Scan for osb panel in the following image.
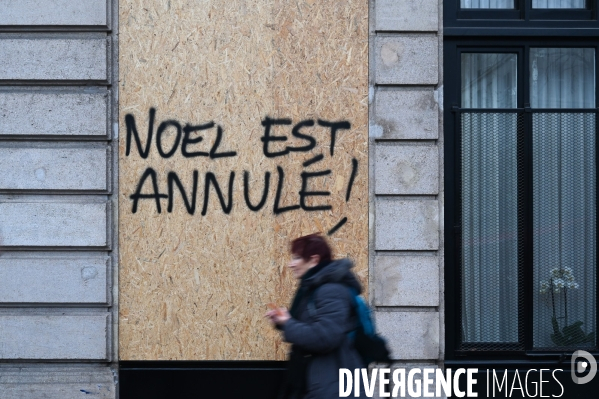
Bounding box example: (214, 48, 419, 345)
(119, 0, 368, 360)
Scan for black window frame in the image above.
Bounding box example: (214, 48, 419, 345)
(444, 2, 599, 362)
(445, 0, 599, 36)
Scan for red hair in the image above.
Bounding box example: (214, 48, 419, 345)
(290, 233, 332, 264)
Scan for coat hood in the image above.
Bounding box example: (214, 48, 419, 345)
(303, 258, 362, 294)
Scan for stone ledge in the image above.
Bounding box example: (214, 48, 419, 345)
(0, 256, 109, 304)
(375, 144, 439, 195)
(0, 147, 109, 191)
(374, 255, 439, 306)
(375, 0, 438, 32)
(0, 1, 108, 26)
(372, 88, 438, 140)
(0, 38, 108, 81)
(0, 315, 109, 360)
(0, 366, 115, 399)
(0, 90, 109, 138)
(374, 35, 438, 85)
(0, 202, 109, 248)
(375, 311, 440, 360)
(375, 199, 439, 250)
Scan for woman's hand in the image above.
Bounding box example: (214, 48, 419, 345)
(265, 307, 291, 326)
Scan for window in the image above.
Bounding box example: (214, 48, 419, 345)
(461, 0, 515, 8)
(532, 0, 586, 8)
(460, 0, 586, 8)
(446, 0, 598, 31)
(445, 1, 599, 360)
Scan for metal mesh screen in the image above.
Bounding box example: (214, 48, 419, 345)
(459, 112, 525, 351)
(532, 112, 597, 350)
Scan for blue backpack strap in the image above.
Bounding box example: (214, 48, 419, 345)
(349, 287, 375, 336)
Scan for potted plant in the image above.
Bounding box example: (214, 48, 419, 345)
(539, 267, 595, 347)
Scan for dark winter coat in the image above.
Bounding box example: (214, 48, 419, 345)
(279, 258, 365, 399)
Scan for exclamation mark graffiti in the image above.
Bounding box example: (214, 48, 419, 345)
(345, 158, 358, 202)
(327, 158, 358, 236)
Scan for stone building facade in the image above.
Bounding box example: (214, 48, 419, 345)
(2, 0, 597, 398)
(0, 1, 119, 397)
(369, 0, 444, 395)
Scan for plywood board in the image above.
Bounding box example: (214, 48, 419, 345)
(119, 0, 368, 360)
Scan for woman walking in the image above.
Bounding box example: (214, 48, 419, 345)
(266, 233, 365, 399)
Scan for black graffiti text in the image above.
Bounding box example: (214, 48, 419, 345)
(260, 117, 351, 158)
(125, 108, 237, 159)
(125, 109, 359, 235)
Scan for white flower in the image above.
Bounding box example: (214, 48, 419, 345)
(540, 267, 581, 294)
(550, 268, 560, 278)
(539, 280, 549, 294)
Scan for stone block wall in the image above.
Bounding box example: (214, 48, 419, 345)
(369, 1, 444, 397)
(0, 1, 447, 397)
(0, 1, 118, 398)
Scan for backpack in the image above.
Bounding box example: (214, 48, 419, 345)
(307, 286, 391, 366)
(347, 287, 392, 365)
